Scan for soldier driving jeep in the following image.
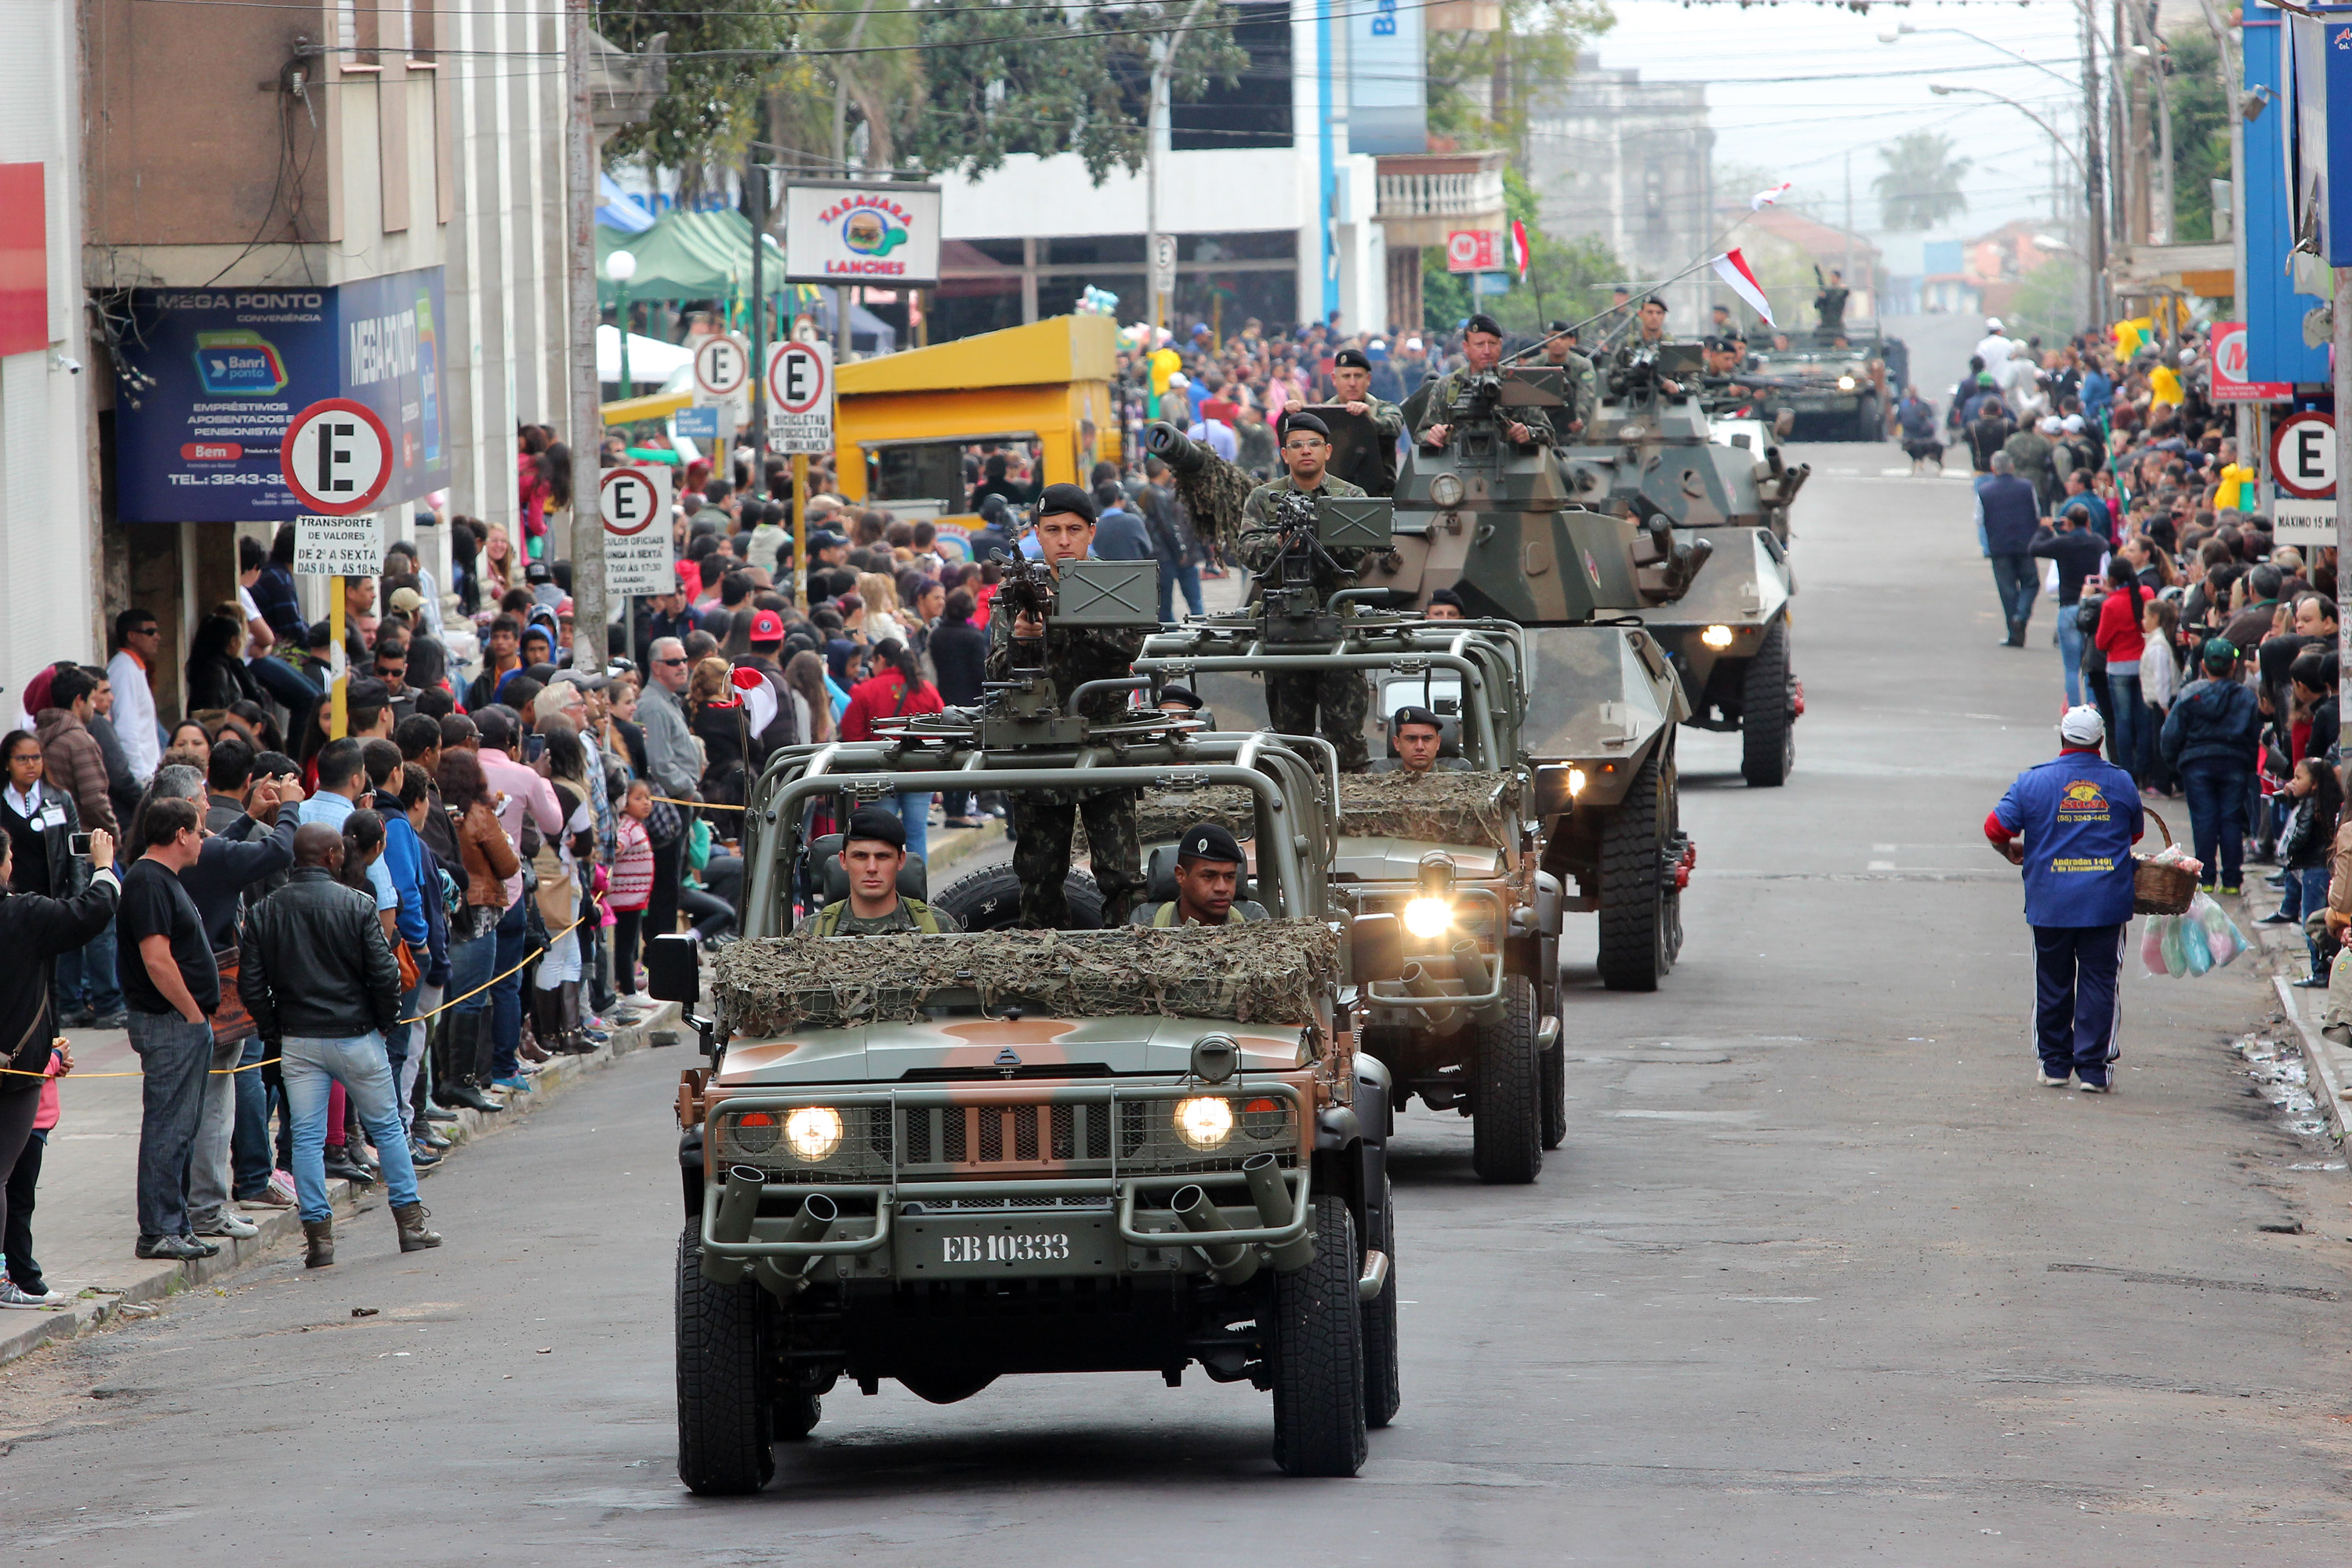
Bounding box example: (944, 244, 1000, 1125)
(1368, 705, 1471, 776)
(808, 806, 960, 936)
(1128, 821, 1269, 928)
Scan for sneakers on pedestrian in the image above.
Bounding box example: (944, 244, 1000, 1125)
(2295, 973, 2331, 989)
(192, 1212, 260, 1240)
(0, 1279, 56, 1309)
(2257, 911, 2299, 926)
(2218, 884, 2242, 897)
(2036, 1069, 2071, 1087)
(90, 1010, 128, 1030)
(57, 1006, 93, 1029)
(2077, 1078, 2113, 1094)
(490, 1075, 532, 1094)
(135, 1234, 212, 1260)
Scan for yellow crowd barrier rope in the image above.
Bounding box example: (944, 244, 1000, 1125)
(0, 909, 595, 1080)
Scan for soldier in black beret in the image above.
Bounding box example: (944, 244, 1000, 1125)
(1128, 820, 1268, 927)
(1323, 347, 1405, 495)
(1414, 314, 1550, 452)
(1370, 705, 1472, 775)
(1537, 318, 1595, 436)
(810, 805, 960, 935)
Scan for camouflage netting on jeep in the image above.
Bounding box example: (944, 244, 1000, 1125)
(1134, 786, 1260, 844)
(714, 921, 1341, 1033)
(1337, 770, 1514, 845)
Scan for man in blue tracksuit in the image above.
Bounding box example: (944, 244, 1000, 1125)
(1986, 706, 2145, 1092)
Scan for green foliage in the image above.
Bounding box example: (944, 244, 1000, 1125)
(597, 0, 800, 172)
(2006, 258, 2086, 346)
(1423, 252, 1473, 331)
(907, 3, 1247, 183)
(2165, 28, 2232, 244)
(1428, 0, 1614, 157)
(1871, 131, 1972, 231)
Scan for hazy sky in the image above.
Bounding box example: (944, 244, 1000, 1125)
(1588, 0, 2103, 239)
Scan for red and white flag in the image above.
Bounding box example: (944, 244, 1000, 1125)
(1711, 249, 1775, 328)
(1751, 181, 1791, 211)
(1509, 219, 1530, 280)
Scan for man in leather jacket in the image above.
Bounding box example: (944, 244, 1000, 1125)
(238, 823, 442, 1267)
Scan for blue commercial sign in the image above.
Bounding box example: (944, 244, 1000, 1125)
(2248, 5, 2330, 383)
(112, 267, 449, 524)
(1348, 0, 1425, 156)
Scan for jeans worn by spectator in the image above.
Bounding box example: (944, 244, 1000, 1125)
(126, 1010, 215, 1241)
(280, 1032, 420, 1224)
(2105, 671, 2143, 784)
(230, 1035, 274, 1199)
(1988, 553, 2037, 641)
(895, 790, 931, 862)
(2279, 865, 2329, 924)
(1159, 559, 1205, 622)
(490, 895, 528, 1079)
(2178, 760, 2252, 890)
(2054, 613, 2085, 706)
(57, 915, 123, 1017)
(445, 930, 496, 1083)
(5, 1120, 45, 1292)
(185, 1033, 249, 1232)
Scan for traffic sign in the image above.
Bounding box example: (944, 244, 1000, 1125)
(766, 340, 833, 455)
(280, 397, 392, 516)
(292, 514, 382, 577)
(691, 333, 751, 403)
(2211, 322, 2292, 402)
(601, 465, 675, 597)
(2272, 410, 2335, 499)
(1150, 234, 1177, 300)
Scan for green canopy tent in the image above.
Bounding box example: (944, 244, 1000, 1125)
(595, 207, 783, 304)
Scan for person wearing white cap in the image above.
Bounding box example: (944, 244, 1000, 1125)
(1984, 705, 2146, 1092)
(1975, 319, 2013, 372)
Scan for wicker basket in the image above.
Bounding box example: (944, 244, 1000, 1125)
(2132, 808, 2198, 916)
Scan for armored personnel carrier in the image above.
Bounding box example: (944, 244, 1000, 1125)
(648, 563, 1406, 1491)
(1559, 343, 1810, 787)
(1126, 491, 1563, 1178)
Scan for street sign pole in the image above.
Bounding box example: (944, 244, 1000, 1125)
(565, 0, 607, 677)
(2338, 265, 2351, 751)
(330, 589, 346, 739)
(793, 453, 810, 612)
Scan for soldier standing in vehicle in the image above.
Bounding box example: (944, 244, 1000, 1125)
(811, 806, 960, 935)
(1128, 822, 1266, 927)
(986, 483, 1146, 927)
(1240, 414, 1375, 771)
(1368, 706, 1472, 775)
(1813, 268, 1850, 339)
(1414, 314, 1550, 451)
(1324, 347, 1405, 496)
(1538, 321, 1595, 436)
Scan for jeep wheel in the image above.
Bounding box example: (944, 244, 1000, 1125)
(1270, 1196, 1369, 1477)
(1853, 394, 1880, 442)
(774, 1392, 822, 1441)
(933, 863, 1105, 931)
(1471, 974, 1541, 1183)
(1740, 622, 1795, 788)
(1596, 746, 1673, 992)
(1362, 1173, 1401, 1428)
(676, 1222, 774, 1496)
(1540, 1029, 1567, 1151)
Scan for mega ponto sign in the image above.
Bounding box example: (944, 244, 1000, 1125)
(783, 182, 942, 285)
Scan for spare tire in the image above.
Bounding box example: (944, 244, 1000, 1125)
(932, 863, 1105, 931)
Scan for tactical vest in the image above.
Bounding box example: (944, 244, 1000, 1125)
(814, 897, 945, 935)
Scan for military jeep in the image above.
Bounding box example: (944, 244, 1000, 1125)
(651, 670, 1404, 1494)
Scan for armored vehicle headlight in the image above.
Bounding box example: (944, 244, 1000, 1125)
(1430, 473, 1465, 507)
(1566, 766, 1588, 796)
(1403, 896, 1454, 939)
(1174, 1095, 1236, 1150)
(731, 1110, 779, 1154)
(1701, 624, 1736, 649)
(782, 1105, 845, 1162)
(1836, 374, 1857, 390)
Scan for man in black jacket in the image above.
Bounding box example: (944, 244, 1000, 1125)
(0, 827, 118, 1306)
(238, 823, 442, 1268)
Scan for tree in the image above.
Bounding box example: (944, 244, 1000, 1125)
(2006, 257, 2086, 345)
(2164, 28, 2231, 244)
(596, 0, 799, 174)
(1872, 131, 1972, 230)
(1429, 0, 1613, 161)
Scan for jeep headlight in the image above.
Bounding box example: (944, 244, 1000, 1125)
(1836, 374, 1857, 390)
(1430, 473, 1464, 507)
(782, 1105, 844, 1162)
(1701, 624, 1736, 649)
(1403, 896, 1453, 939)
(1173, 1095, 1235, 1150)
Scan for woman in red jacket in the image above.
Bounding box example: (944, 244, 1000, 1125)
(839, 639, 944, 858)
(2092, 556, 2149, 785)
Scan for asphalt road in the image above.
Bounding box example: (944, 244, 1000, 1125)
(9, 443, 2350, 1565)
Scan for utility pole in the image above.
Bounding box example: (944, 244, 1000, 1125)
(1145, 0, 1215, 339)
(2081, 1, 2107, 325)
(564, 0, 605, 673)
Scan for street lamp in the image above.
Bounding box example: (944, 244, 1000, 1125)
(1881, 22, 2077, 91)
(606, 248, 639, 394)
(1928, 84, 2090, 183)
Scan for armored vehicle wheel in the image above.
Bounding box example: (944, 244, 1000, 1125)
(1270, 1195, 1369, 1477)
(1853, 394, 1880, 442)
(774, 1392, 822, 1441)
(1540, 1032, 1568, 1151)
(1363, 1173, 1401, 1428)
(676, 1222, 774, 1496)
(1596, 747, 1673, 992)
(1471, 975, 1542, 1184)
(933, 864, 1104, 931)
(1740, 622, 1795, 788)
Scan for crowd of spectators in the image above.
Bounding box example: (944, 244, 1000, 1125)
(1958, 314, 2341, 985)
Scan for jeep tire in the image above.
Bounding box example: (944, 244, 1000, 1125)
(1472, 974, 1542, 1183)
(676, 1222, 775, 1496)
(1270, 1196, 1369, 1477)
(934, 864, 1105, 931)
(1362, 1173, 1401, 1428)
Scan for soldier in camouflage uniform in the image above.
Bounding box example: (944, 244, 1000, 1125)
(985, 483, 1145, 928)
(1413, 313, 1553, 452)
(1539, 320, 1597, 437)
(811, 805, 963, 935)
(1237, 412, 1375, 772)
(1322, 347, 1406, 496)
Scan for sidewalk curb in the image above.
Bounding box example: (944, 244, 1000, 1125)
(2220, 883, 2352, 1145)
(0, 1000, 680, 1370)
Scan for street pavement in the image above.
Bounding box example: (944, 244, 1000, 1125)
(6, 444, 2350, 1564)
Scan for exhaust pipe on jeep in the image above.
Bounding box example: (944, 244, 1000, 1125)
(753, 1193, 840, 1297)
(702, 1164, 766, 1283)
(1453, 939, 1508, 1029)
(1403, 960, 1465, 1034)
(1243, 1152, 1316, 1272)
(1171, 1184, 1261, 1286)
